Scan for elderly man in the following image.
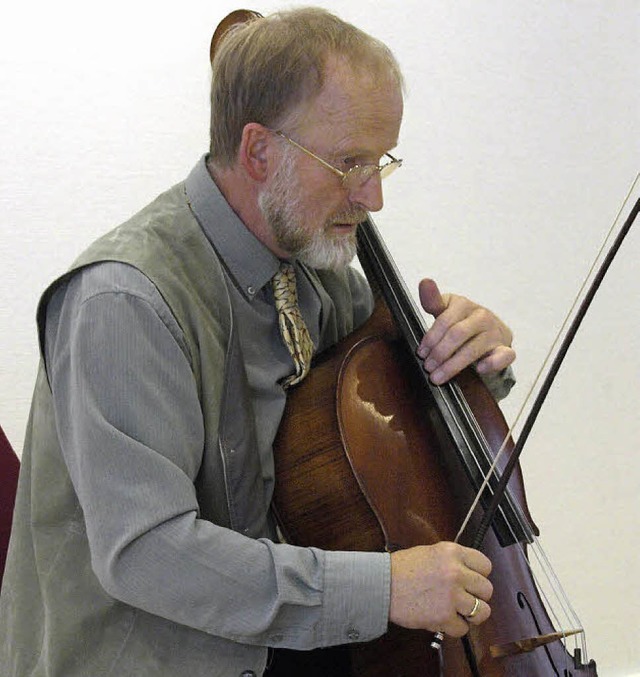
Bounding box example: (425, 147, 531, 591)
(0, 8, 514, 676)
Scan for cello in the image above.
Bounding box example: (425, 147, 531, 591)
(208, 9, 635, 675)
(273, 177, 635, 677)
(272, 211, 602, 676)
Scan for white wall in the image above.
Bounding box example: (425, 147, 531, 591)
(1, 1, 638, 674)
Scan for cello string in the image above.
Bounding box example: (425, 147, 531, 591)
(449, 381, 589, 639)
(433, 379, 585, 671)
(441, 382, 585, 664)
(528, 537, 587, 658)
(358, 224, 525, 541)
(359, 219, 535, 545)
(441, 385, 574, 605)
(445, 384, 531, 541)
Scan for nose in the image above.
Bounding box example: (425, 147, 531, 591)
(348, 173, 384, 213)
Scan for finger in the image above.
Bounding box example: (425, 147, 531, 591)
(423, 308, 515, 383)
(425, 334, 491, 385)
(461, 546, 492, 577)
(427, 334, 497, 385)
(418, 278, 447, 317)
(442, 598, 491, 636)
(441, 584, 493, 636)
(417, 295, 479, 359)
(441, 613, 473, 638)
(458, 596, 491, 627)
(475, 344, 516, 374)
(464, 570, 494, 605)
(417, 301, 473, 362)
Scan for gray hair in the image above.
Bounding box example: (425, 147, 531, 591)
(209, 7, 404, 167)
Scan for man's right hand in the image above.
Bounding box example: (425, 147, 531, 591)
(389, 542, 493, 637)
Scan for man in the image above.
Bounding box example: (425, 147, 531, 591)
(0, 8, 515, 676)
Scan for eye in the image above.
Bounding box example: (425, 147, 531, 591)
(340, 157, 358, 170)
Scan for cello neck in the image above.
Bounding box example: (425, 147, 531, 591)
(356, 216, 425, 350)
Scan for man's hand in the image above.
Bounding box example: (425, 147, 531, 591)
(389, 542, 493, 636)
(416, 278, 515, 385)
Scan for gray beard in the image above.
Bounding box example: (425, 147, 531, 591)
(258, 156, 361, 271)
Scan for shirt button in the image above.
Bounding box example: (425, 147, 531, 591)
(247, 285, 256, 295)
(240, 671, 256, 677)
(346, 627, 360, 641)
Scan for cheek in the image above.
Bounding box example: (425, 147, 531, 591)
(296, 164, 346, 215)
(302, 185, 349, 226)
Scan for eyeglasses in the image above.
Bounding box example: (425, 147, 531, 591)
(274, 130, 402, 191)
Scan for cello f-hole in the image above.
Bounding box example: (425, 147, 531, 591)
(517, 591, 563, 676)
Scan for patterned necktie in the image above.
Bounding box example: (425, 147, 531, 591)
(272, 262, 314, 388)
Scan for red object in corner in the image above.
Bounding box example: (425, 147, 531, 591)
(0, 425, 19, 585)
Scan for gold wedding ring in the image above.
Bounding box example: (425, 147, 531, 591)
(465, 597, 480, 619)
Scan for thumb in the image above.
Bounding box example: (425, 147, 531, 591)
(419, 278, 446, 317)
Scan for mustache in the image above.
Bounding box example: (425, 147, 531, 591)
(329, 210, 368, 226)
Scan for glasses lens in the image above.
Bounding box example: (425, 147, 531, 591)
(380, 159, 401, 180)
(344, 166, 376, 190)
(343, 158, 402, 189)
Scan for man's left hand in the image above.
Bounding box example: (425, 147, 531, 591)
(416, 278, 515, 385)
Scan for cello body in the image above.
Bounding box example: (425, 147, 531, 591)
(272, 223, 597, 676)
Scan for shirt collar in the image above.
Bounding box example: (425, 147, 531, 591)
(184, 155, 280, 299)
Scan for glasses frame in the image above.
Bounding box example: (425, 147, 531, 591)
(274, 130, 402, 190)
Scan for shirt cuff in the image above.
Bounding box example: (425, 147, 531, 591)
(320, 549, 390, 646)
(480, 365, 516, 401)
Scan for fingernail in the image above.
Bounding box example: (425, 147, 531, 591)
(431, 369, 444, 384)
(425, 359, 437, 372)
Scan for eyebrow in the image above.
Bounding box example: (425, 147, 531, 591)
(333, 138, 399, 160)
(333, 146, 396, 163)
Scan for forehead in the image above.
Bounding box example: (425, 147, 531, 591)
(297, 56, 403, 154)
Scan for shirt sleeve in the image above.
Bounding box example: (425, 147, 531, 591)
(479, 365, 516, 401)
(44, 261, 390, 650)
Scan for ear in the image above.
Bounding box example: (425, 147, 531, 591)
(237, 123, 274, 182)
